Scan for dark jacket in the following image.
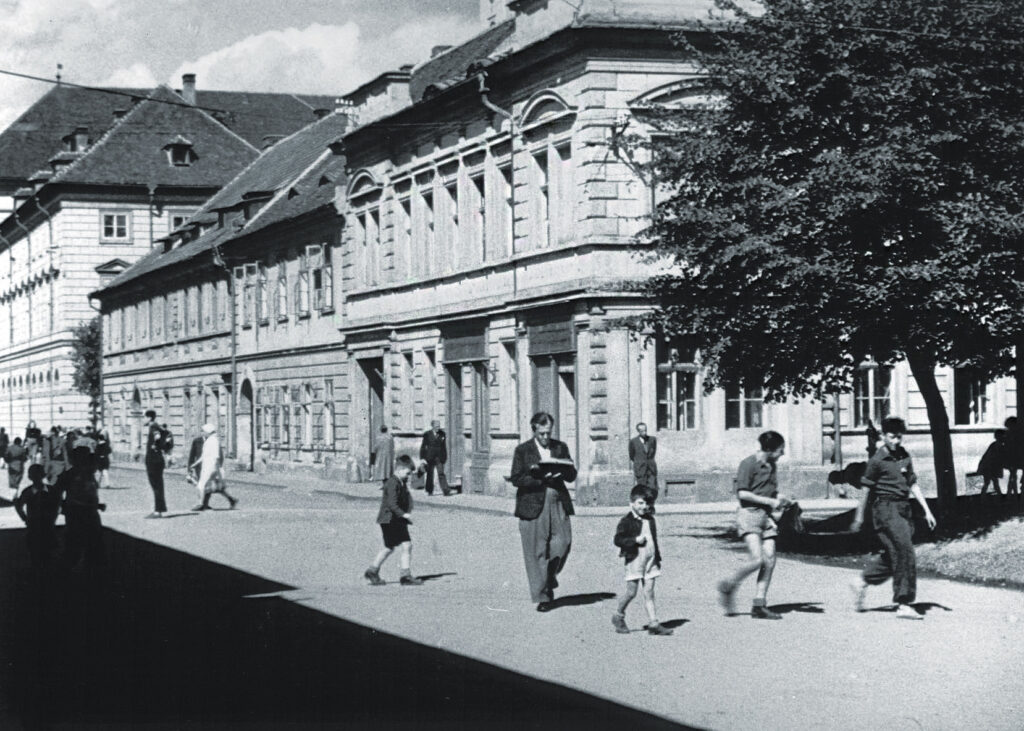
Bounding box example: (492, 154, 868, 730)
(628, 435, 658, 482)
(510, 438, 576, 520)
(145, 421, 165, 465)
(376, 474, 413, 524)
(614, 511, 662, 566)
(419, 428, 447, 464)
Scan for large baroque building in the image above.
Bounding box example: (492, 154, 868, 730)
(0, 76, 334, 433)
(91, 0, 1013, 501)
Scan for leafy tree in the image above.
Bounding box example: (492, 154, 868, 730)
(640, 0, 1024, 511)
(70, 316, 102, 425)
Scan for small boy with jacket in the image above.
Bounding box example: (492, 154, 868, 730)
(612, 484, 672, 635)
(364, 454, 423, 586)
(14, 463, 62, 568)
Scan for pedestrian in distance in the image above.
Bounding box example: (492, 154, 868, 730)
(370, 425, 395, 482)
(1002, 417, 1022, 496)
(612, 484, 673, 636)
(192, 423, 238, 511)
(364, 454, 423, 586)
(14, 463, 62, 569)
(95, 422, 112, 489)
(24, 420, 42, 465)
(42, 425, 70, 487)
(144, 410, 168, 518)
(628, 422, 659, 497)
(976, 429, 1007, 497)
(419, 419, 451, 496)
(510, 411, 577, 612)
(849, 417, 937, 620)
(717, 430, 793, 620)
(0, 426, 9, 462)
(6, 436, 27, 495)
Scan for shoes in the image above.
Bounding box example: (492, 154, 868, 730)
(751, 605, 783, 620)
(895, 604, 923, 620)
(400, 575, 424, 586)
(612, 613, 629, 634)
(717, 580, 736, 616)
(850, 580, 868, 612)
(536, 601, 554, 612)
(647, 622, 674, 636)
(144, 511, 163, 519)
(229, 498, 239, 509)
(363, 568, 386, 586)
(442, 490, 452, 496)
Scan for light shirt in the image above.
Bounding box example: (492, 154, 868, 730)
(535, 438, 552, 462)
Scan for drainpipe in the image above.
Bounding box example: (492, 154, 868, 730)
(0, 230, 14, 431)
(478, 72, 518, 299)
(88, 295, 104, 428)
(211, 243, 238, 460)
(147, 184, 157, 249)
(12, 210, 33, 423)
(36, 199, 57, 424)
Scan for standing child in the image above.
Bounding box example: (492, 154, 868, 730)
(14, 463, 62, 568)
(612, 485, 672, 635)
(850, 417, 937, 619)
(977, 429, 1006, 496)
(717, 430, 792, 619)
(364, 454, 423, 586)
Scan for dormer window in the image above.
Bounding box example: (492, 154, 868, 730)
(163, 135, 197, 167)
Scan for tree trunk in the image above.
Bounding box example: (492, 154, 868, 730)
(906, 351, 958, 514)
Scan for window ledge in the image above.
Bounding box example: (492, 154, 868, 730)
(297, 311, 311, 320)
(241, 324, 253, 330)
(277, 315, 289, 324)
(259, 318, 269, 327)
(320, 307, 335, 316)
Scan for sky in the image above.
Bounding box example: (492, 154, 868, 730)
(0, 0, 481, 130)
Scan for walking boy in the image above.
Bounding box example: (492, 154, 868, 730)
(850, 417, 937, 619)
(14, 464, 62, 568)
(612, 485, 672, 635)
(977, 429, 1006, 496)
(717, 430, 792, 619)
(364, 454, 423, 586)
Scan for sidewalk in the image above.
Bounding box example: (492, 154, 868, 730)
(111, 462, 859, 517)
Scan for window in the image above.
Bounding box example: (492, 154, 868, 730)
(171, 214, 190, 230)
(322, 379, 335, 449)
(270, 388, 281, 443)
(396, 197, 412, 280)
(303, 383, 313, 446)
(499, 163, 513, 258)
(402, 352, 415, 430)
(236, 264, 257, 327)
(295, 252, 310, 317)
(445, 179, 459, 271)
(725, 384, 763, 429)
(954, 367, 989, 425)
(471, 174, 486, 263)
(255, 388, 264, 443)
(657, 342, 698, 431)
(276, 259, 288, 320)
(307, 244, 330, 312)
(101, 212, 130, 242)
(853, 365, 892, 427)
(281, 386, 291, 446)
(257, 265, 269, 323)
(533, 151, 549, 249)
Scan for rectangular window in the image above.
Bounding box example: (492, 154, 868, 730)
(656, 342, 698, 431)
(101, 211, 131, 242)
(553, 143, 573, 245)
(853, 365, 892, 427)
(397, 197, 412, 280)
(954, 367, 989, 425)
(257, 264, 269, 323)
(403, 351, 415, 431)
(499, 163, 513, 258)
(445, 181, 459, 271)
(276, 260, 288, 320)
(725, 384, 763, 429)
(281, 387, 291, 445)
(422, 188, 435, 276)
(321, 251, 334, 311)
(322, 379, 335, 448)
(171, 213, 190, 230)
(307, 244, 325, 311)
(295, 252, 310, 316)
(471, 174, 486, 263)
(533, 151, 549, 249)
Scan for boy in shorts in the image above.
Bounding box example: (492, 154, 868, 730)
(364, 454, 423, 586)
(718, 430, 792, 619)
(612, 485, 672, 635)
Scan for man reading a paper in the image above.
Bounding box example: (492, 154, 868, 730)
(510, 411, 577, 612)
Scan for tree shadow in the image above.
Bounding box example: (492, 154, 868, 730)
(548, 592, 616, 609)
(768, 601, 825, 614)
(0, 529, 692, 730)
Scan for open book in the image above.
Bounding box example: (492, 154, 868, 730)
(537, 457, 576, 479)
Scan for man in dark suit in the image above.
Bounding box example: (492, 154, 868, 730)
(144, 410, 167, 518)
(419, 419, 451, 496)
(510, 411, 577, 612)
(628, 422, 658, 494)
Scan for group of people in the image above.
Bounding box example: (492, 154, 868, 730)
(1, 421, 113, 570)
(366, 413, 940, 632)
(976, 416, 1024, 497)
(142, 409, 237, 518)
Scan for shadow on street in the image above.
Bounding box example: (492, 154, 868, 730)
(0, 527, 694, 730)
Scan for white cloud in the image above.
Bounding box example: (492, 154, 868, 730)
(101, 62, 158, 88)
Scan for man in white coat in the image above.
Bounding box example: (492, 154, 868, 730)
(192, 423, 238, 511)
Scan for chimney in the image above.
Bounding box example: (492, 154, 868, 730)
(74, 126, 89, 151)
(261, 134, 285, 149)
(113, 109, 128, 120)
(431, 45, 452, 58)
(313, 108, 331, 119)
(181, 73, 196, 105)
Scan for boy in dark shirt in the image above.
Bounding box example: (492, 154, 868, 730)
(612, 485, 672, 635)
(364, 454, 423, 586)
(850, 417, 937, 620)
(14, 464, 61, 568)
(717, 431, 793, 619)
(57, 440, 106, 570)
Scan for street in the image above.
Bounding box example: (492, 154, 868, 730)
(1, 466, 1022, 730)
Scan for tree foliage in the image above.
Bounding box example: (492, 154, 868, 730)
(70, 316, 102, 422)
(641, 0, 1024, 508)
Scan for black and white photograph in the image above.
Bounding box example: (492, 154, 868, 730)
(1, 0, 1023, 728)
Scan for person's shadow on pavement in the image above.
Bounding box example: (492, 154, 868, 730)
(768, 601, 825, 614)
(545, 592, 616, 610)
(867, 602, 952, 614)
(417, 572, 458, 582)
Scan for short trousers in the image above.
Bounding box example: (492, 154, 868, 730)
(736, 506, 778, 540)
(624, 552, 661, 582)
(380, 519, 411, 548)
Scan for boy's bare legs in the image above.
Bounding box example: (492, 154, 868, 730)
(641, 577, 672, 634)
(398, 541, 422, 585)
(613, 580, 638, 633)
(754, 537, 777, 603)
(719, 533, 780, 618)
(370, 547, 393, 572)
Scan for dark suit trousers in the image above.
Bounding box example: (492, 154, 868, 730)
(424, 460, 449, 495)
(519, 487, 572, 603)
(146, 458, 167, 513)
(862, 499, 916, 604)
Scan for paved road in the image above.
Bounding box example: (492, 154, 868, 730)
(1, 467, 1021, 729)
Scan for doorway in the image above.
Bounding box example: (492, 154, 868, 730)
(360, 357, 385, 467)
(446, 364, 464, 488)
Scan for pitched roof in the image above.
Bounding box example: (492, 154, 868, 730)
(96, 111, 348, 296)
(49, 85, 259, 188)
(409, 18, 515, 103)
(0, 83, 334, 187)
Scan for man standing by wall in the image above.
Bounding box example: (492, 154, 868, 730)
(419, 419, 451, 496)
(144, 410, 167, 518)
(628, 422, 658, 495)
